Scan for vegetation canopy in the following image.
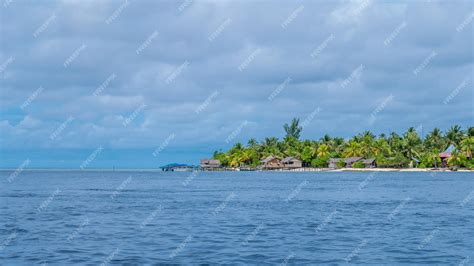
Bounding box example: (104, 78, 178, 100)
(212, 118, 474, 169)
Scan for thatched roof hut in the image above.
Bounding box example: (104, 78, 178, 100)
(200, 159, 221, 168)
(260, 156, 283, 169)
(282, 157, 302, 168)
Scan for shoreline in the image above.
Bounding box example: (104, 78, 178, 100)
(0, 168, 472, 173)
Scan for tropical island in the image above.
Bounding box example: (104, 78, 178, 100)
(200, 119, 473, 171)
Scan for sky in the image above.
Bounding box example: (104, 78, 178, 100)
(0, 0, 473, 168)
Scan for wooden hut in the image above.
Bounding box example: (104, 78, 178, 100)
(200, 159, 221, 169)
(362, 158, 376, 168)
(344, 157, 363, 168)
(329, 158, 342, 168)
(439, 145, 455, 168)
(260, 156, 283, 169)
(282, 157, 303, 169)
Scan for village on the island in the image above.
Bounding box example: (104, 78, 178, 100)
(161, 145, 461, 172)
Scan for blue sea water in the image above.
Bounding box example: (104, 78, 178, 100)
(0, 170, 473, 265)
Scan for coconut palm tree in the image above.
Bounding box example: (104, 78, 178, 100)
(316, 144, 330, 158)
(425, 128, 444, 150)
(343, 140, 363, 157)
(283, 118, 302, 139)
(446, 125, 464, 147)
(402, 128, 422, 160)
(247, 138, 258, 149)
(460, 137, 474, 158)
(468, 127, 474, 137)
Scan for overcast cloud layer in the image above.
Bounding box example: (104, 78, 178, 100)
(0, 0, 473, 167)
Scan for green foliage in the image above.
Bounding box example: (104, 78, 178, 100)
(352, 161, 365, 168)
(336, 160, 346, 168)
(418, 163, 427, 168)
(283, 118, 302, 140)
(212, 122, 473, 169)
(311, 157, 329, 168)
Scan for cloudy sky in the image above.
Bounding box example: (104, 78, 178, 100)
(0, 0, 473, 168)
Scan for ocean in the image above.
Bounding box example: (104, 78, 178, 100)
(1, 170, 473, 264)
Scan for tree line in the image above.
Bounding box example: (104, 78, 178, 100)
(212, 119, 474, 169)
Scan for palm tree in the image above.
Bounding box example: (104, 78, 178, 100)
(320, 134, 333, 145)
(388, 132, 403, 153)
(446, 125, 464, 147)
(402, 128, 422, 160)
(284, 118, 302, 139)
(373, 138, 392, 158)
(343, 140, 363, 157)
(468, 127, 474, 137)
(460, 137, 474, 158)
(446, 151, 465, 168)
(247, 138, 258, 149)
(316, 144, 330, 158)
(425, 128, 445, 150)
(333, 137, 345, 154)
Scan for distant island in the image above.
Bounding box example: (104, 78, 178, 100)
(199, 119, 473, 171)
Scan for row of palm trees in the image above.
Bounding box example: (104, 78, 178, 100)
(212, 119, 474, 169)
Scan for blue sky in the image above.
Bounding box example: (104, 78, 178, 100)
(0, 0, 473, 168)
